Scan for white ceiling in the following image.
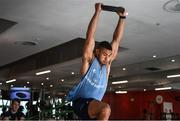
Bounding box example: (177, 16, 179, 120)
(0, 0, 180, 94)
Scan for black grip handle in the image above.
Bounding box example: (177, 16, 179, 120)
(101, 5, 125, 13)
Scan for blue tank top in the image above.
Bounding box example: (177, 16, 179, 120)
(66, 58, 108, 101)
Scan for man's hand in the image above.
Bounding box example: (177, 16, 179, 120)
(95, 3, 102, 13)
(116, 10, 128, 18)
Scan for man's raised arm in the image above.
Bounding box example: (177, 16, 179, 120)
(110, 11, 127, 61)
(80, 3, 102, 75)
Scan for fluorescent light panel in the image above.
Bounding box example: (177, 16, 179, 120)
(36, 70, 51, 75)
(115, 91, 127, 94)
(112, 80, 128, 84)
(6, 79, 16, 83)
(155, 87, 172, 91)
(167, 74, 180, 78)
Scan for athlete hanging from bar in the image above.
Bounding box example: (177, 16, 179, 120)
(66, 3, 127, 120)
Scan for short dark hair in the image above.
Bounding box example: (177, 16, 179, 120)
(97, 41, 112, 50)
(12, 99, 20, 104)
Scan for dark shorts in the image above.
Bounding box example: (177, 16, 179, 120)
(72, 98, 95, 120)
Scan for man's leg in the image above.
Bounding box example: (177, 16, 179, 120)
(88, 100, 111, 120)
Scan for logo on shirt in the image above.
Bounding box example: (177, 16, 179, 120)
(85, 76, 104, 89)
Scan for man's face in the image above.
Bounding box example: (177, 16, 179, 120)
(96, 48, 112, 65)
(11, 101, 20, 112)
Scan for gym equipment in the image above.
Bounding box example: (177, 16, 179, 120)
(101, 5, 125, 13)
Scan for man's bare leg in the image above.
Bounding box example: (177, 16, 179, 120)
(88, 100, 111, 120)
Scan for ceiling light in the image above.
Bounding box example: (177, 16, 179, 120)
(163, 0, 180, 13)
(171, 59, 175, 62)
(0, 83, 2, 85)
(71, 72, 75, 75)
(153, 55, 157, 58)
(36, 70, 51, 76)
(6, 79, 16, 83)
(11, 85, 14, 87)
(41, 83, 44, 86)
(46, 77, 49, 80)
(48, 96, 50, 99)
(112, 80, 128, 84)
(27, 82, 30, 84)
(167, 74, 180, 78)
(115, 91, 127, 94)
(50, 85, 53, 87)
(122, 68, 126, 71)
(144, 89, 146, 91)
(61, 79, 64, 82)
(155, 87, 172, 91)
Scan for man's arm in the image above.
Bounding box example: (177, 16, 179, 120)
(80, 3, 102, 75)
(110, 12, 127, 62)
(107, 11, 127, 79)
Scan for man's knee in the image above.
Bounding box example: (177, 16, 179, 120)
(101, 103, 111, 116)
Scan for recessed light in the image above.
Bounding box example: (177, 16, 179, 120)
(27, 82, 30, 84)
(112, 80, 128, 84)
(163, 0, 180, 13)
(71, 72, 75, 75)
(48, 96, 50, 99)
(61, 79, 64, 82)
(153, 55, 157, 58)
(46, 77, 49, 80)
(122, 68, 126, 71)
(50, 85, 53, 87)
(144, 89, 146, 91)
(11, 85, 14, 87)
(171, 59, 175, 62)
(0, 83, 2, 85)
(41, 83, 44, 86)
(36, 70, 51, 76)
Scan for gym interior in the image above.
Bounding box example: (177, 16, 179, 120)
(0, 0, 180, 120)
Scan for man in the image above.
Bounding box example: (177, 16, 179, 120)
(1, 100, 25, 120)
(66, 3, 127, 120)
